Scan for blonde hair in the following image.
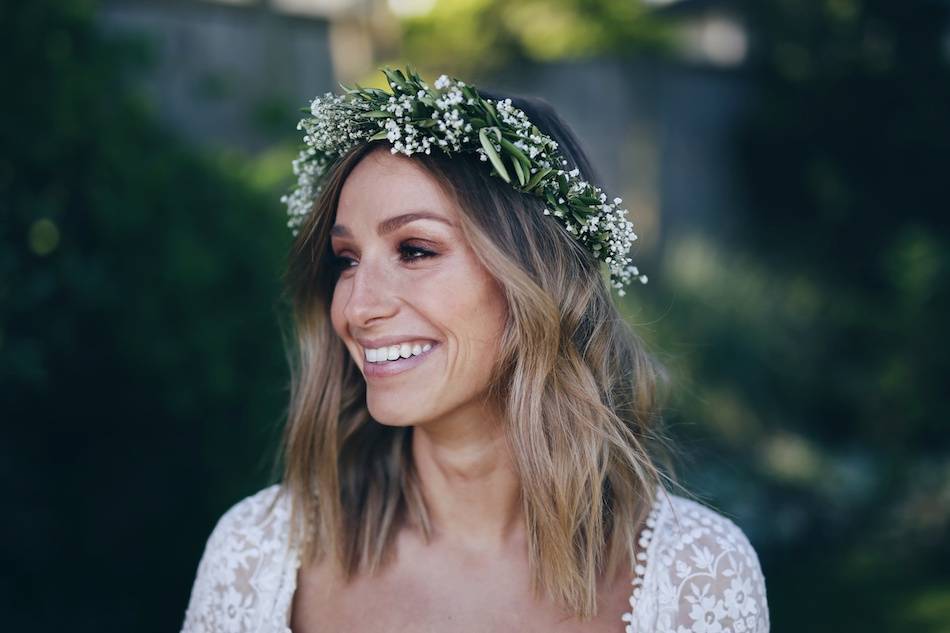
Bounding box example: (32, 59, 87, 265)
(273, 93, 681, 620)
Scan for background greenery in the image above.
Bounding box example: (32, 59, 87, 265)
(1, 2, 291, 628)
(2, 0, 947, 631)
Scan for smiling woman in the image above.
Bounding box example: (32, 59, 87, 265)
(179, 73, 770, 633)
(326, 145, 511, 433)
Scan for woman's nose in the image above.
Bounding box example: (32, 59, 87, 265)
(341, 254, 399, 327)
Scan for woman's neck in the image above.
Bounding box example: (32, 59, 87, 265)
(410, 409, 525, 553)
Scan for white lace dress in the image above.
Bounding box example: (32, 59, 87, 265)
(180, 485, 770, 633)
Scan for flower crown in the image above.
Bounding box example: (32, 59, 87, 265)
(281, 65, 648, 295)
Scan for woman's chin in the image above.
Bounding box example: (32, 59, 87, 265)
(366, 405, 427, 429)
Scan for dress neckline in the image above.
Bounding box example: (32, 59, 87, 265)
(621, 486, 668, 628)
(282, 486, 670, 631)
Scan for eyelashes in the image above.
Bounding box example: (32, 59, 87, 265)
(330, 242, 438, 275)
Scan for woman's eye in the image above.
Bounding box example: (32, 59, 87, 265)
(399, 243, 437, 263)
(330, 254, 355, 272)
(330, 242, 437, 275)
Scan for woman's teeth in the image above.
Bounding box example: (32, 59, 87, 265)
(365, 342, 434, 363)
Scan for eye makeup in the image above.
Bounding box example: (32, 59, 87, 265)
(329, 240, 440, 275)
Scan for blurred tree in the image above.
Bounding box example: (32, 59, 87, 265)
(731, 0, 949, 475)
(691, 0, 950, 629)
(0, 1, 290, 630)
(396, 0, 674, 79)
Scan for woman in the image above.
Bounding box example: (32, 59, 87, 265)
(180, 67, 770, 632)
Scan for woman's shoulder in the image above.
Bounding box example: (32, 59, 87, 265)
(196, 483, 294, 558)
(654, 491, 765, 566)
(180, 484, 298, 633)
(623, 489, 771, 633)
(212, 483, 290, 533)
(199, 482, 297, 569)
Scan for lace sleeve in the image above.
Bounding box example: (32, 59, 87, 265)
(652, 497, 770, 633)
(180, 485, 297, 633)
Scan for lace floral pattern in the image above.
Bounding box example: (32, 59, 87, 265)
(181, 485, 300, 633)
(181, 486, 769, 632)
(622, 493, 770, 633)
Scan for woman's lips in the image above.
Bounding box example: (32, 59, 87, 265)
(363, 342, 440, 379)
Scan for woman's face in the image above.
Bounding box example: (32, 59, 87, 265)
(329, 146, 508, 428)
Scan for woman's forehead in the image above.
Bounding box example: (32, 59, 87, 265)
(336, 148, 460, 227)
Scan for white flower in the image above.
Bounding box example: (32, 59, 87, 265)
(724, 574, 758, 619)
(684, 582, 728, 633)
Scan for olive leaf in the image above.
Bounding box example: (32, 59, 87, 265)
(525, 166, 553, 192)
(498, 137, 531, 175)
(479, 127, 511, 183)
(511, 156, 527, 187)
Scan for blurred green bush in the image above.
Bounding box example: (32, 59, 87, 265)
(0, 1, 290, 629)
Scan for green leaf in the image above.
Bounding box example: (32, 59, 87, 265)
(511, 156, 527, 187)
(576, 195, 602, 206)
(557, 174, 569, 197)
(360, 110, 392, 119)
(381, 67, 409, 92)
(482, 99, 500, 126)
(498, 137, 531, 172)
(368, 129, 389, 141)
(525, 166, 553, 191)
(479, 128, 511, 183)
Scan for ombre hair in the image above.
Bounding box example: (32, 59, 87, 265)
(272, 88, 681, 620)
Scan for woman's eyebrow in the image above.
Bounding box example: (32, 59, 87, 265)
(330, 210, 455, 238)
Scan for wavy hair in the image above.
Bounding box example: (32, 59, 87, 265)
(273, 88, 680, 620)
